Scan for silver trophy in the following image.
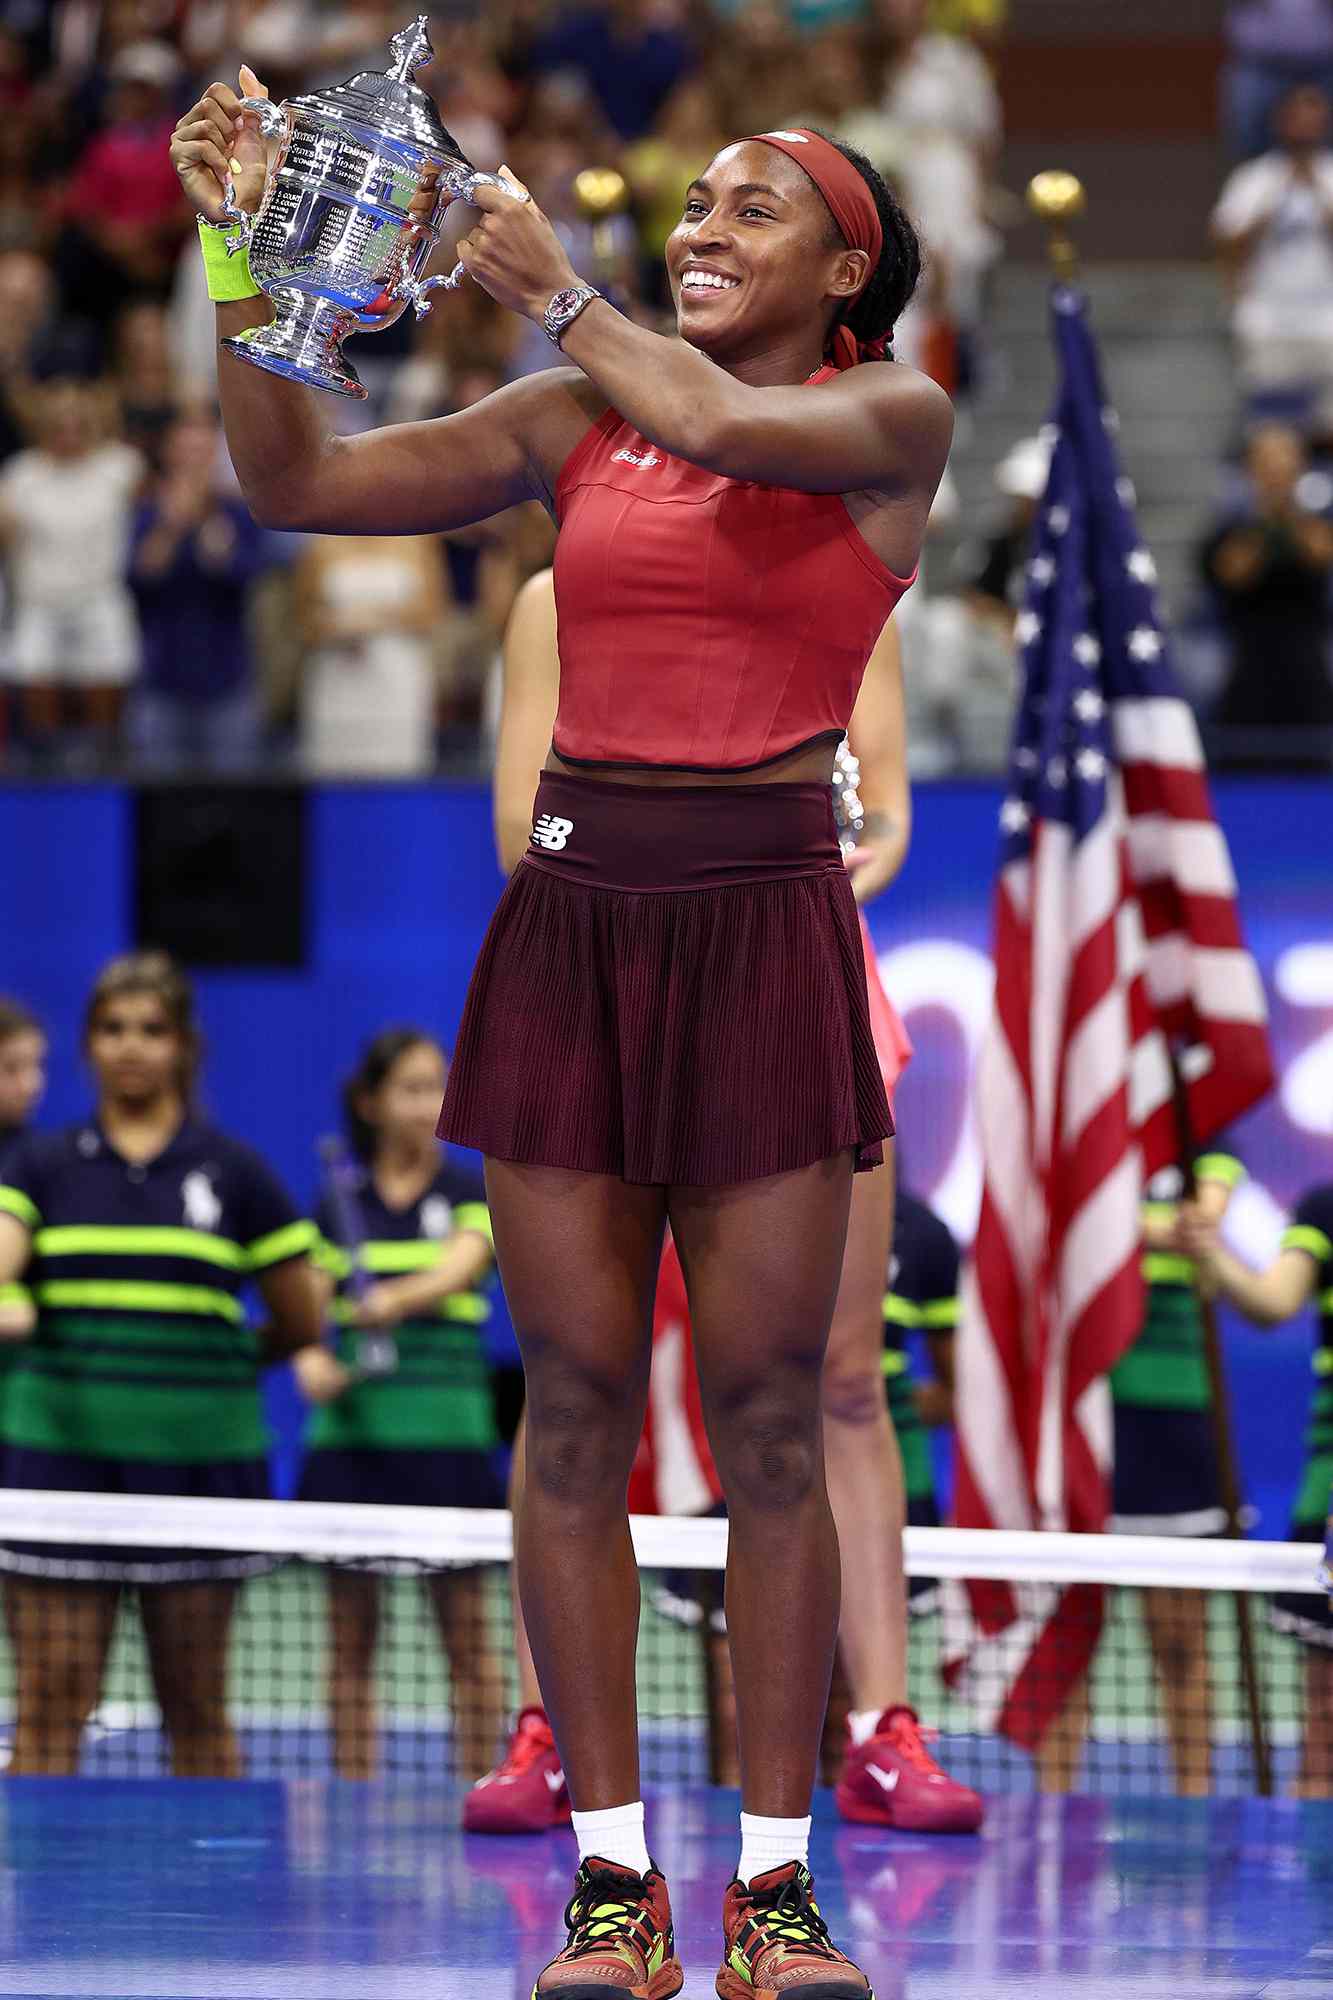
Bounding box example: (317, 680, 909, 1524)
(219, 16, 522, 398)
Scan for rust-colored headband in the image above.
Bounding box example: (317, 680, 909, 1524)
(748, 128, 889, 367)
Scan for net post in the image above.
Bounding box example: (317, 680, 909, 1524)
(1170, 1053, 1274, 1797)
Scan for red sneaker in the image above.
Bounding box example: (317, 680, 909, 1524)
(463, 1706, 572, 1835)
(717, 1861, 870, 1999)
(535, 1856, 683, 1997)
(834, 1706, 984, 1834)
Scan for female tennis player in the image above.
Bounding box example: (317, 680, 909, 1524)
(174, 81, 953, 1996)
(0, 951, 336, 1777)
(476, 571, 982, 1842)
(301, 1027, 506, 1781)
(1181, 1186, 1333, 1797)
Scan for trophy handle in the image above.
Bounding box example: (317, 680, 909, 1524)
(394, 271, 456, 318)
(429, 168, 531, 295)
(220, 97, 290, 255)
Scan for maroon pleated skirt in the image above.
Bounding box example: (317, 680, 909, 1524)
(437, 771, 893, 1186)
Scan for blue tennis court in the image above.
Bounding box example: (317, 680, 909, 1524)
(0, 1779, 1328, 2000)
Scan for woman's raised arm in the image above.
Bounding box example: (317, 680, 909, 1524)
(172, 76, 595, 536)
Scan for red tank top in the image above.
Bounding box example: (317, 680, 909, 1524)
(552, 369, 915, 772)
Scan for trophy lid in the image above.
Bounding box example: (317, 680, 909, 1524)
(300, 15, 468, 163)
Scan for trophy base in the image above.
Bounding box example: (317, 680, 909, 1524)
(220, 291, 366, 399)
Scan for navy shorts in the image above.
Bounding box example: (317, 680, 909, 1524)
(1270, 1520, 1333, 1652)
(297, 1446, 505, 1572)
(0, 1445, 272, 1582)
(1111, 1404, 1226, 1536)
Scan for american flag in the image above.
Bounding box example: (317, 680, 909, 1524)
(944, 287, 1274, 1750)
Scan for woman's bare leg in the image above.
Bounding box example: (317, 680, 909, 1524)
(321, 1570, 381, 1779)
(428, 1567, 508, 1780)
(141, 1579, 243, 1778)
(1298, 1647, 1333, 1798)
(821, 1150, 908, 1714)
(485, 1159, 666, 1808)
(1035, 1675, 1090, 1793)
(1142, 1586, 1212, 1797)
(4, 1577, 119, 1775)
(672, 1152, 853, 1816)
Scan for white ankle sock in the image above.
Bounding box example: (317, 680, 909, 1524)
(570, 1801, 652, 1877)
(847, 1707, 884, 1747)
(737, 1811, 811, 1886)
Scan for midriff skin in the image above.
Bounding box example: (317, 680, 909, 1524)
(546, 738, 837, 788)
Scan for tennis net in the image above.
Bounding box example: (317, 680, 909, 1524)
(0, 1489, 1327, 1797)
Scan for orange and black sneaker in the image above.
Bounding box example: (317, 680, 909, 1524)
(717, 1861, 872, 2000)
(532, 1856, 683, 1999)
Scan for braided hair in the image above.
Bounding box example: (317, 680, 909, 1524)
(812, 131, 922, 358)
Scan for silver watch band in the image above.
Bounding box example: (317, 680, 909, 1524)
(544, 285, 599, 347)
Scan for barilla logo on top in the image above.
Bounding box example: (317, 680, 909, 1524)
(612, 446, 662, 469)
(531, 814, 575, 852)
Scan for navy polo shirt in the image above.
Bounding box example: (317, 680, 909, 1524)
(0, 1118, 314, 1463)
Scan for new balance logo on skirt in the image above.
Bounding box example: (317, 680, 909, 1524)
(531, 814, 574, 852)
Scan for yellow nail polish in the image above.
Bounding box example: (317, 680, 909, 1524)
(229, 157, 244, 174)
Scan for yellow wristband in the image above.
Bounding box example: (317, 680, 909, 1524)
(198, 217, 261, 303)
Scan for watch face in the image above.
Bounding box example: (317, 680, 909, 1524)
(549, 289, 581, 319)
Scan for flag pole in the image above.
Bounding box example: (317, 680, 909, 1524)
(1169, 1061, 1273, 1795)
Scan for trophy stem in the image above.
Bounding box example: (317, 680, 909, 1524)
(220, 290, 366, 399)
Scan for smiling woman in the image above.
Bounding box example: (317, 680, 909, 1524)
(171, 82, 953, 2000)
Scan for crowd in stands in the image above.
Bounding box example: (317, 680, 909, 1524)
(3, 0, 1333, 775)
(0, 0, 1004, 776)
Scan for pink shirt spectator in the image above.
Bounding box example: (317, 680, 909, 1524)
(65, 117, 182, 230)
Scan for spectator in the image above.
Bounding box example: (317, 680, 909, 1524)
(1224, 0, 1333, 161)
(904, 431, 1050, 773)
(293, 531, 451, 776)
(872, 0, 1001, 361)
(0, 377, 143, 770)
(1201, 423, 1333, 760)
(0, 249, 56, 462)
(128, 408, 267, 775)
(705, 0, 804, 135)
(54, 39, 187, 330)
(623, 75, 726, 304)
(1213, 83, 1333, 439)
(112, 300, 178, 469)
(0, 997, 47, 1168)
(531, 0, 694, 141)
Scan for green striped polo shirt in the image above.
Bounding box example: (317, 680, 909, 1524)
(1280, 1183, 1333, 1527)
(306, 1159, 498, 1455)
(1110, 1153, 1245, 1412)
(0, 1119, 314, 1462)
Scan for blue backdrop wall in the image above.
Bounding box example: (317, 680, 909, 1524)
(2, 779, 1327, 1531)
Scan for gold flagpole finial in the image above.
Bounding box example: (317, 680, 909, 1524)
(575, 167, 629, 290)
(1026, 170, 1085, 279)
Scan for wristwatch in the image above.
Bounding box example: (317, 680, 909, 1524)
(543, 285, 600, 347)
